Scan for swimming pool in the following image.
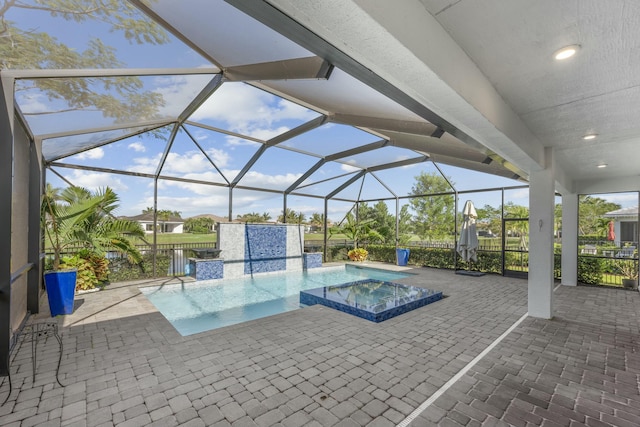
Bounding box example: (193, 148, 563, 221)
(140, 265, 409, 335)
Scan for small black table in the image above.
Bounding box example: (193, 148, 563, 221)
(2, 321, 64, 405)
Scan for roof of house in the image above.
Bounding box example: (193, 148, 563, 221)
(604, 206, 638, 218)
(121, 213, 184, 223)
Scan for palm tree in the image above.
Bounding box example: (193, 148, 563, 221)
(43, 185, 145, 268)
(331, 212, 382, 249)
(504, 204, 529, 250)
(310, 212, 325, 231)
(278, 208, 305, 224)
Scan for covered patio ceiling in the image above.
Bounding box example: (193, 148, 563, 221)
(1, 0, 528, 214)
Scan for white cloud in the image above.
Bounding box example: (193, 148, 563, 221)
(149, 180, 288, 218)
(128, 142, 146, 152)
(64, 170, 128, 192)
(340, 160, 361, 173)
(75, 147, 105, 160)
(239, 171, 302, 188)
(186, 83, 317, 139)
(15, 91, 49, 114)
(506, 189, 530, 201)
(154, 74, 213, 119)
(128, 148, 230, 176)
(599, 193, 638, 206)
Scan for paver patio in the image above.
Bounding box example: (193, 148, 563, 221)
(1, 264, 638, 426)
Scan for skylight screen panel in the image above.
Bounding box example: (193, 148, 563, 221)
(143, 0, 313, 66)
(279, 124, 381, 157)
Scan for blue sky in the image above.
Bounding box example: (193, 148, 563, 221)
(14, 2, 637, 222)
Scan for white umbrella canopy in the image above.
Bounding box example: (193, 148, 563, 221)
(457, 200, 479, 263)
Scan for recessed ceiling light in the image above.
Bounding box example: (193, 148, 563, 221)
(554, 44, 580, 60)
(597, 164, 607, 168)
(583, 134, 597, 140)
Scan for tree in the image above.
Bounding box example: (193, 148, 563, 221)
(184, 217, 215, 234)
(2, 1, 169, 122)
(278, 208, 305, 224)
(554, 202, 563, 238)
(409, 172, 455, 240)
(358, 201, 402, 244)
(309, 212, 325, 231)
(330, 211, 381, 249)
(43, 184, 145, 269)
(503, 203, 529, 249)
(476, 204, 501, 236)
(397, 204, 413, 245)
(237, 212, 271, 223)
(578, 196, 621, 236)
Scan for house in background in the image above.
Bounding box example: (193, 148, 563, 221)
(603, 206, 638, 246)
(121, 212, 184, 234)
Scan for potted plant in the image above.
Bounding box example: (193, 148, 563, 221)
(42, 185, 144, 314)
(617, 260, 638, 289)
(42, 184, 103, 315)
(348, 247, 369, 262)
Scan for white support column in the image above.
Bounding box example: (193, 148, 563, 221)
(561, 193, 578, 286)
(528, 148, 555, 319)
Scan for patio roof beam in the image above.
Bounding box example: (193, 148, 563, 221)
(225, 57, 333, 82)
(231, 115, 329, 187)
(43, 121, 173, 163)
(326, 170, 366, 199)
(324, 139, 388, 161)
(184, 121, 265, 144)
(177, 74, 223, 124)
(154, 124, 180, 178)
(38, 118, 173, 142)
(230, 145, 267, 187)
(370, 171, 397, 198)
(284, 159, 326, 194)
(226, 0, 529, 180)
(3, 67, 220, 80)
(295, 170, 359, 191)
(266, 115, 328, 147)
(49, 162, 233, 188)
(367, 155, 429, 172)
(330, 113, 439, 135)
(181, 125, 230, 185)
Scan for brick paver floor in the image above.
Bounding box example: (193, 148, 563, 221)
(1, 264, 638, 426)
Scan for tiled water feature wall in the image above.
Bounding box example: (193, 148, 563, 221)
(215, 223, 313, 279)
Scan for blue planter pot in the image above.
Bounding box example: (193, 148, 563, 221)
(44, 270, 77, 316)
(396, 248, 410, 266)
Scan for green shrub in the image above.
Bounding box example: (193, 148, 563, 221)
(578, 256, 603, 285)
(326, 245, 349, 262)
(60, 255, 99, 291)
(109, 252, 171, 282)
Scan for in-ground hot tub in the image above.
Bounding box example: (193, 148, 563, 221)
(300, 279, 442, 322)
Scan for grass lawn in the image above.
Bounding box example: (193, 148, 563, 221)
(133, 233, 218, 245)
(134, 232, 351, 244)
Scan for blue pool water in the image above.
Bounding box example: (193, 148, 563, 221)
(140, 265, 409, 335)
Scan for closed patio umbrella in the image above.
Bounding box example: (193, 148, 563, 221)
(607, 220, 616, 241)
(457, 200, 479, 262)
